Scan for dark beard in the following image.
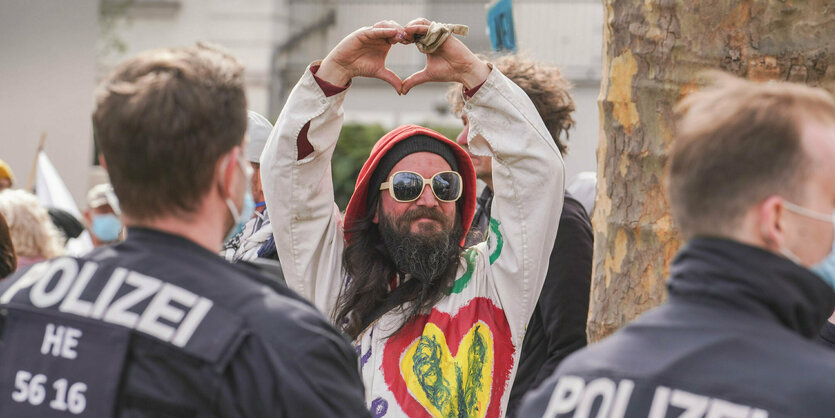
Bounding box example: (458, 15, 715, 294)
(378, 207, 462, 284)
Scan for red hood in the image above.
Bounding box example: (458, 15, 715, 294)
(343, 124, 477, 246)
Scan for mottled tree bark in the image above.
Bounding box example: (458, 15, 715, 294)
(589, 0, 834, 342)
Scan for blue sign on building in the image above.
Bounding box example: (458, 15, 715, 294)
(487, 0, 517, 52)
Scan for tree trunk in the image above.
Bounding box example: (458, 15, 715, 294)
(588, 0, 835, 342)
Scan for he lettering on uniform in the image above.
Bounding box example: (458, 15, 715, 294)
(41, 324, 81, 359)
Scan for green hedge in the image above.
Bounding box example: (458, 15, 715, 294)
(332, 122, 464, 210)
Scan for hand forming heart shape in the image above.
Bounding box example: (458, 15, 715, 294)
(315, 18, 491, 96)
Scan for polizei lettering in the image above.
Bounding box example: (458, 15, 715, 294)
(1, 258, 213, 348)
(543, 376, 769, 418)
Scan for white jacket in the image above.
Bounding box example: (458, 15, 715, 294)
(262, 65, 565, 417)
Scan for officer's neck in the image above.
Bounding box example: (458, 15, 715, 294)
(122, 198, 229, 253)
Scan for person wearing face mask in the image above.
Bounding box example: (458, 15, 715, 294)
(519, 73, 835, 418)
(83, 183, 123, 247)
(0, 44, 369, 417)
(222, 110, 280, 263)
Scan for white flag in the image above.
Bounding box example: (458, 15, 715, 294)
(34, 151, 93, 255)
(35, 151, 81, 218)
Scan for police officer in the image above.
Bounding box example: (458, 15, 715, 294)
(0, 44, 369, 417)
(519, 74, 835, 417)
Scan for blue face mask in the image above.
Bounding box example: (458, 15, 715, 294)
(812, 236, 835, 290)
(223, 154, 256, 243)
(784, 201, 835, 291)
(91, 213, 122, 242)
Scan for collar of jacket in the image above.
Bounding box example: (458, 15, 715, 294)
(667, 237, 834, 339)
(121, 227, 219, 258)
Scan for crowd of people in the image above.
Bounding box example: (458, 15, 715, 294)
(0, 18, 833, 418)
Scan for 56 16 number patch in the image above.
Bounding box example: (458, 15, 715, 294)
(0, 306, 129, 416)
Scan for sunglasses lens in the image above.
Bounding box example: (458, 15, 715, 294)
(391, 172, 423, 202)
(432, 172, 461, 201)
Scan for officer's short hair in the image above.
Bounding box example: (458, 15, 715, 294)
(667, 72, 835, 239)
(93, 43, 247, 221)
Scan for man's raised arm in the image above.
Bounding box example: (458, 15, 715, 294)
(261, 22, 407, 316)
(402, 18, 565, 344)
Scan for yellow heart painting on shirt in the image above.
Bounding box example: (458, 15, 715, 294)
(382, 298, 514, 417)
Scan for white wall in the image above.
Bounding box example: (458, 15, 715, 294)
(0, 0, 98, 207)
(101, 0, 288, 116)
(564, 84, 601, 180)
(514, 0, 603, 180)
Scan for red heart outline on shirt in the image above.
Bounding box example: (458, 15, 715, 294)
(382, 297, 514, 417)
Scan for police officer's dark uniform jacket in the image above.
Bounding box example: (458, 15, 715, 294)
(519, 237, 835, 418)
(820, 320, 835, 349)
(0, 228, 370, 417)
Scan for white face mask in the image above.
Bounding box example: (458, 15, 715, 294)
(223, 153, 255, 243)
(780, 200, 835, 268)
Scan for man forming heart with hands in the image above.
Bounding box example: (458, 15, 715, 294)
(315, 18, 491, 95)
(262, 19, 565, 418)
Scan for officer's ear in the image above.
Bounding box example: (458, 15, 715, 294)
(758, 195, 787, 252)
(216, 147, 241, 200)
